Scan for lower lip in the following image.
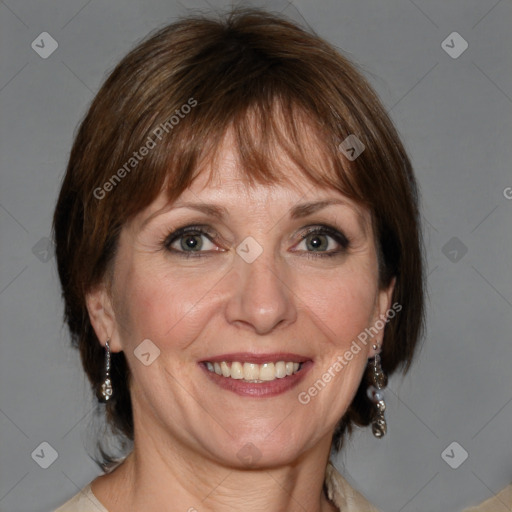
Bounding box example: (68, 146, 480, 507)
(199, 361, 314, 398)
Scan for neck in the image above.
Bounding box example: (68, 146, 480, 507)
(93, 422, 338, 512)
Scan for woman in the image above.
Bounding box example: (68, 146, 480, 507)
(53, 8, 425, 512)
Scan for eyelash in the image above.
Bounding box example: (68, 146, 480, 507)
(162, 224, 350, 259)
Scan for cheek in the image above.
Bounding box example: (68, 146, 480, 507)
(298, 264, 379, 348)
(112, 256, 221, 353)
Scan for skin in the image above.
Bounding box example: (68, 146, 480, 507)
(86, 130, 395, 512)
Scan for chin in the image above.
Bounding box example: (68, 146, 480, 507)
(202, 428, 315, 470)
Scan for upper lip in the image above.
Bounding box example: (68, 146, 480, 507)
(200, 352, 311, 364)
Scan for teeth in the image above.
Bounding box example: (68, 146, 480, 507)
(243, 362, 259, 380)
(231, 361, 244, 379)
(220, 361, 231, 377)
(275, 361, 286, 378)
(259, 362, 275, 381)
(204, 360, 303, 381)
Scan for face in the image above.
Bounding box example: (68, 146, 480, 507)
(88, 131, 394, 469)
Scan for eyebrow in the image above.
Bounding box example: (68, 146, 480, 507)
(289, 199, 368, 234)
(142, 199, 366, 230)
(288, 199, 349, 219)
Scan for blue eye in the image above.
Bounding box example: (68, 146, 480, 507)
(164, 225, 219, 256)
(294, 225, 349, 257)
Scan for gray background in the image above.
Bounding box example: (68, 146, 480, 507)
(0, 0, 511, 511)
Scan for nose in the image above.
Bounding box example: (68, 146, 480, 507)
(224, 247, 297, 335)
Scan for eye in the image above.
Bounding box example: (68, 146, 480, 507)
(293, 225, 349, 257)
(164, 225, 220, 256)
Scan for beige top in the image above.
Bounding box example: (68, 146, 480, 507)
(53, 464, 512, 512)
(463, 483, 512, 512)
(54, 461, 379, 511)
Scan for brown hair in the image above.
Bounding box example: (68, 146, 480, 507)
(53, 7, 424, 463)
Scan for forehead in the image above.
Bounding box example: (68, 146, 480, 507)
(188, 130, 318, 199)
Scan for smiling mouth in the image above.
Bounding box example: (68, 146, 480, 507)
(203, 361, 304, 383)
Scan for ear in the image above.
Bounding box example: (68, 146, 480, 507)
(369, 277, 396, 357)
(85, 283, 122, 353)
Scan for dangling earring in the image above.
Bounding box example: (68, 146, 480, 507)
(98, 339, 113, 402)
(367, 343, 387, 438)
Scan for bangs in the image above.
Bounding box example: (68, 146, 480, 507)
(162, 96, 361, 205)
(104, 93, 365, 229)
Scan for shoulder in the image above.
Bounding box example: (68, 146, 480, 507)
(53, 483, 109, 512)
(325, 461, 381, 512)
(462, 482, 512, 512)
